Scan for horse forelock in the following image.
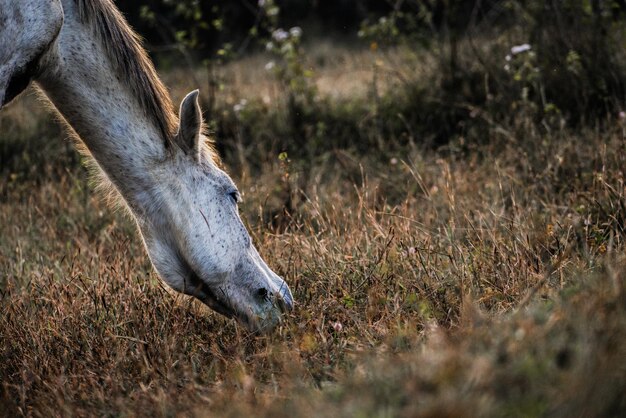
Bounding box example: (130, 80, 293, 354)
(72, 0, 177, 147)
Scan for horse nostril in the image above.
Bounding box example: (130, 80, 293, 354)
(257, 288, 268, 299)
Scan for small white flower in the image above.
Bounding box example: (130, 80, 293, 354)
(289, 26, 302, 38)
(511, 43, 531, 55)
(233, 99, 248, 113)
(620, 111, 626, 120)
(390, 157, 398, 165)
(265, 61, 275, 71)
(265, 41, 274, 51)
(504, 64, 510, 72)
(332, 322, 343, 332)
(505, 54, 512, 61)
(258, 0, 265, 6)
(272, 28, 289, 42)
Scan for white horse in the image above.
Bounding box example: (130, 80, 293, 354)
(0, 0, 293, 332)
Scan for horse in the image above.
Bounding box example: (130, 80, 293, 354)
(0, 0, 293, 332)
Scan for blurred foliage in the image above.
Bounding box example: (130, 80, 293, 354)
(110, 0, 626, 156)
(116, 0, 392, 58)
(357, 0, 626, 134)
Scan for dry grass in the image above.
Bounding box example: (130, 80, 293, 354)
(1, 43, 626, 417)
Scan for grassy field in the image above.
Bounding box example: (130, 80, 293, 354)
(1, 41, 626, 417)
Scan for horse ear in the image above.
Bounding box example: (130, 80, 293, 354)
(175, 90, 202, 158)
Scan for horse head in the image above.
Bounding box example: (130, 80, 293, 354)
(138, 91, 294, 332)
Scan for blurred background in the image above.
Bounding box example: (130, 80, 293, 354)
(4, 0, 626, 176)
(116, 0, 626, 156)
(119, 0, 626, 135)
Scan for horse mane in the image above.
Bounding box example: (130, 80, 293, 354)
(73, 0, 177, 146)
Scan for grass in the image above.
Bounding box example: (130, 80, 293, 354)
(1, 41, 626, 417)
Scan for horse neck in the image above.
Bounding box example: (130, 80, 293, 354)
(35, 0, 168, 216)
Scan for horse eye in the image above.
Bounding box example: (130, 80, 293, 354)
(228, 191, 239, 203)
